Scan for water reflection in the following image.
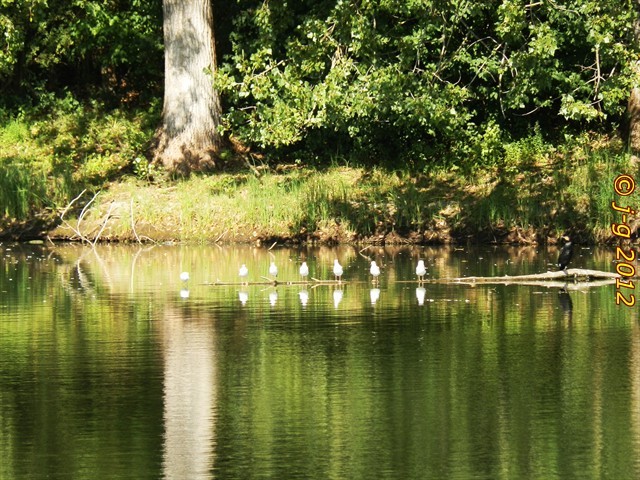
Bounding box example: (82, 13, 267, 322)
(162, 312, 216, 479)
(1, 242, 637, 480)
(239, 289, 249, 306)
(333, 288, 343, 309)
(370, 288, 380, 305)
(299, 289, 309, 307)
(557, 286, 573, 321)
(416, 287, 426, 305)
(269, 290, 278, 307)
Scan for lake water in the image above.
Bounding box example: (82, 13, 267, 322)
(0, 242, 638, 479)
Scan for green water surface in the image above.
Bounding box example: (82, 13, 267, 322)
(0, 243, 637, 479)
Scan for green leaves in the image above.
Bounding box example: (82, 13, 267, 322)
(219, 0, 637, 165)
(0, 0, 162, 101)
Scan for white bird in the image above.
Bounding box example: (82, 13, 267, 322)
(180, 271, 190, 282)
(333, 259, 343, 282)
(299, 261, 309, 282)
(269, 261, 278, 279)
(239, 264, 249, 284)
(416, 260, 427, 283)
(370, 261, 381, 284)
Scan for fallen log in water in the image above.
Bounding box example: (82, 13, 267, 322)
(437, 268, 619, 285)
(202, 269, 620, 288)
(203, 278, 357, 287)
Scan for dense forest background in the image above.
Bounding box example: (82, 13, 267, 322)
(1, 0, 639, 242)
(2, 0, 638, 163)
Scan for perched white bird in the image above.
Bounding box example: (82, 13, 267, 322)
(180, 271, 190, 282)
(299, 261, 309, 281)
(333, 259, 343, 282)
(370, 261, 381, 284)
(416, 260, 427, 283)
(239, 264, 249, 284)
(269, 261, 278, 278)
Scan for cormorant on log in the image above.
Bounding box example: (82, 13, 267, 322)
(557, 235, 574, 271)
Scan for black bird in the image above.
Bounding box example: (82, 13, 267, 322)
(557, 235, 573, 271)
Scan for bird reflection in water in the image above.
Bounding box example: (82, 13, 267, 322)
(299, 289, 309, 307)
(269, 290, 278, 307)
(180, 271, 190, 299)
(558, 285, 573, 321)
(239, 290, 249, 306)
(333, 288, 343, 309)
(416, 287, 426, 306)
(370, 288, 380, 305)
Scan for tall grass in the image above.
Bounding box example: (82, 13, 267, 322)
(0, 161, 48, 218)
(0, 97, 158, 223)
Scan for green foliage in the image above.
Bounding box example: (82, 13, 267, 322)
(0, 95, 159, 221)
(0, 0, 163, 103)
(218, 0, 638, 166)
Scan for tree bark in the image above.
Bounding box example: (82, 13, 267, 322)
(154, 0, 222, 174)
(627, 1, 640, 156)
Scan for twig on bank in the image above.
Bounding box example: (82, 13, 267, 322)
(92, 201, 116, 246)
(58, 189, 94, 243)
(358, 245, 373, 262)
(214, 229, 228, 243)
(130, 198, 141, 244)
(76, 191, 100, 235)
(59, 189, 87, 221)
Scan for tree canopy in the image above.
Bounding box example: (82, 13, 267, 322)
(1, 0, 638, 169)
(0, 0, 163, 104)
(217, 0, 639, 167)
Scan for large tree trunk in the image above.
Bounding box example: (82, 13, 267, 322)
(628, 87, 640, 155)
(627, 1, 640, 157)
(154, 0, 222, 174)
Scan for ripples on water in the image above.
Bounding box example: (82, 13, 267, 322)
(0, 243, 639, 479)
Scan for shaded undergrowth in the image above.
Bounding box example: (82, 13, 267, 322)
(1, 98, 636, 243)
(0, 96, 158, 236)
(57, 142, 637, 245)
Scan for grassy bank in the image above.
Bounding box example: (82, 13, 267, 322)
(1, 99, 637, 245)
(48, 146, 637, 245)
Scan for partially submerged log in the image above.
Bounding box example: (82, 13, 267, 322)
(203, 269, 619, 288)
(203, 278, 354, 287)
(438, 268, 619, 285)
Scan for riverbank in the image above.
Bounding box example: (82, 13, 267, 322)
(1, 100, 637, 245)
(44, 152, 637, 246)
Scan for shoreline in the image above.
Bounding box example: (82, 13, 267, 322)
(2, 160, 638, 247)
